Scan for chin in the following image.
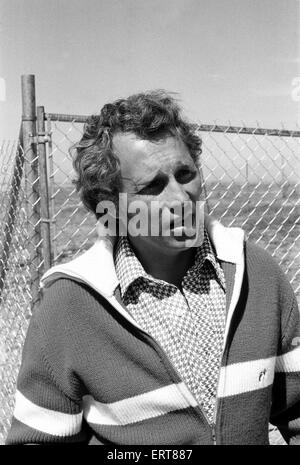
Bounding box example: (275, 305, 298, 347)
(160, 232, 202, 251)
(131, 227, 204, 253)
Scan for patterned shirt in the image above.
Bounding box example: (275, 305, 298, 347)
(114, 231, 226, 425)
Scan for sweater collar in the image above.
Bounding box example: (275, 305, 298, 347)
(115, 229, 226, 298)
(40, 215, 245, 299)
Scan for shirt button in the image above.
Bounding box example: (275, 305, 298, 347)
(210, 395, 216, 405)
(176, 308, 185, 316)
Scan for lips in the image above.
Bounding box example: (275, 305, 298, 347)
(169, 213, 195, 230)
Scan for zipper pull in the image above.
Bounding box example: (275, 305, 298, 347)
(212, 426, 217, 445)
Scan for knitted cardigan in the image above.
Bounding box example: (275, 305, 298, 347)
(6, 218, 300, 445)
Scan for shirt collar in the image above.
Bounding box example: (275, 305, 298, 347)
(189, 230, 226, 290)
(114, 230, 225, 298)
(114, 236, 148, 298)
(41, 215, 243, 299)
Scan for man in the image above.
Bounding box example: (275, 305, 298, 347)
(6, 91, 300, 445)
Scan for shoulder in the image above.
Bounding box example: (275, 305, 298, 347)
(244, 240, 296, 304)
(244, 240, 283, 273)
(41, 277, 100, 311)
(34, 278, 110, 337)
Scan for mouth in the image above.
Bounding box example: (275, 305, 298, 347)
(169, 213, 196, 230)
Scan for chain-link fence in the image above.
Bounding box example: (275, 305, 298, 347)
(200, 124, 299, 296)
(0, 136, 40, 442)
(46, 118, 300, 296)
(0, 76, 299, 444)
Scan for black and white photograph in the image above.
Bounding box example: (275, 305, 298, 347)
(0, 0, 299, 448)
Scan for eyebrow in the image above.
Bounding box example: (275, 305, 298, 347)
(132, 162, 195, 189)
(120, 171, 163, 187)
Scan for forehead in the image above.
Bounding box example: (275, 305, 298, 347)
(112, 132, 194, 181)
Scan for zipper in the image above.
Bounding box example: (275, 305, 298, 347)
(166, 352, 220, 445)
(111, 291, 215, 439)
(212, 426, 216, 445)
(109, 288, 236, 445)
(210, 259, 244, 444)
(211, 317, 232, 445)
(138, 321, 214, 434)
(211, 363, 222, 445)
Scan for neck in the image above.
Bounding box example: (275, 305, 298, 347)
(127, 237, 196, 288)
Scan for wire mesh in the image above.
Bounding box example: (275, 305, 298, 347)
(45, 117, 97, 264)
(46, 117, 300, 298)
(0, 138, 43, 443)
(0, 117, 299, 445)
(199, 125, 300, 297)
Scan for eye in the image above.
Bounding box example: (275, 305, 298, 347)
(176, 168, 196, 184)
(138, 178, 166, 195)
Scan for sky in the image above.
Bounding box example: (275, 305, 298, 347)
(0, 0, 299, 141)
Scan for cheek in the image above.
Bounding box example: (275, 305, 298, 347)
(126, 196, 153, 221)
(188, 173, 202, 200)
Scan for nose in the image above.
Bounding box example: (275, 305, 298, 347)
(165, 176, 190, 203)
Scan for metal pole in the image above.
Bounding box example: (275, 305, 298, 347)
(196, 124, 300, 138)
(46, 115, 57, 262)
(45, 113, 89, 123)
(37, 106, 52, 271)
(21, 74, 41, 311)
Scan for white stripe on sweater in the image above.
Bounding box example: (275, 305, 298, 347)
(216, 344, 300, 399)
(14, 390, 83, 436)
(83, 383, 198, 426)
(276, 345, 300, 373)
(217, 356, 276, 398)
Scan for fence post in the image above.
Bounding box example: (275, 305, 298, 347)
(46, 115, 57, 262)
(37, 106, 52, 271)
(21, 74, 42, 311)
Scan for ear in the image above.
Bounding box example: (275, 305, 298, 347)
(96, 217, 118, 246)
(204, 212, 218, 230)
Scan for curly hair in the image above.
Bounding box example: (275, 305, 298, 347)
(71, 90, 202, 217)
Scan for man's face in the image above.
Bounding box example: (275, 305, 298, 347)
(112, 132, 203, 253)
